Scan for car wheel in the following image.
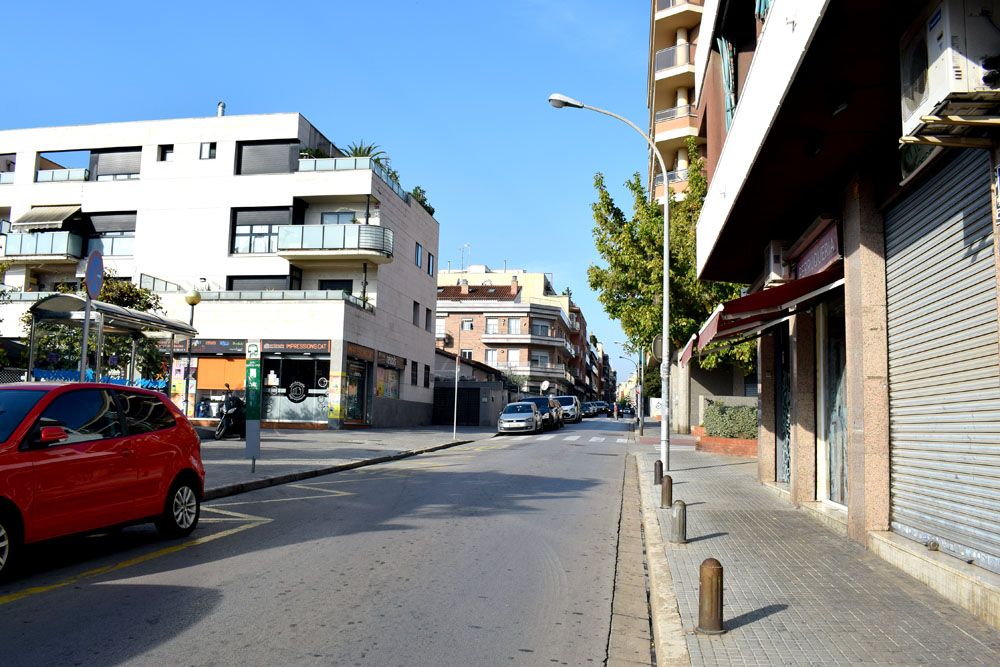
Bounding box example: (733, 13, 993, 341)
(0, 509, 21, 581)
(156, 477, 201, 539)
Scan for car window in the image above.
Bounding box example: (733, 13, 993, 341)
(0, 389, 46, 442)
(503, 404, 533, 414)
(117, 391, 177, 434)
(39, 389, 123, 444)
(556, 397, 575, 407)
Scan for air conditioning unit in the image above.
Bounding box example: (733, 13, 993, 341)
(900, 0, 1000, 136)
(763, 241, 789, 286)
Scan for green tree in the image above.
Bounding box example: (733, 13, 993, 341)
(346, 140, 400, 184)
(588, 137, 755, 377)
(410, 185, 435, 216)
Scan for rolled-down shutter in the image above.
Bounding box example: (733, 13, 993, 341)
(89, 212, 136, 232)
(884, 148, 1000, 573)
(233, 207, 290, 227)
(237, 141, 297, 175)
(91, 148, 141, 176)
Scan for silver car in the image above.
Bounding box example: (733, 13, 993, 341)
(497, 402, 543, 434)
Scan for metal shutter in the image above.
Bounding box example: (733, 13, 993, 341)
(89, 212, 136, 232)
(884, 148, 1000, 573)
(92, 148, 141, 176)
(233, 208, 290, 227)
(237, 141, 297, 175)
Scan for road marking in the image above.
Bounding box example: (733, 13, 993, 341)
(537, 435, 555, 441)
(564, 435, 580, 441)
(617, 438, 627, 443)
(0, 507, 269, 607)
(589, 437, 605, 442)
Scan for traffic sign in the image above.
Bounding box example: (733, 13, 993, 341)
(85, 250, 104, 300)
(650, 334, 663, 362)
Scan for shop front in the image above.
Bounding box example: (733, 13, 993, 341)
(375, 351, 405, 400)
(261, 339, 331, 425)
(168, 338, 247, 419)
(342, 342, 375, 426)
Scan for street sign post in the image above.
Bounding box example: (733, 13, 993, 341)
(79, 250, 103, 382)
(244, 339, 262, 470)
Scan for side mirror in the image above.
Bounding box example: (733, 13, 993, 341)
(36, 426, 69, 447)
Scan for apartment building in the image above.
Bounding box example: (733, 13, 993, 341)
(648, 0, 705, 199)
(684, 0, 1000, 627)
(436, 266, 606, 398)
(0, 111, 439, 429)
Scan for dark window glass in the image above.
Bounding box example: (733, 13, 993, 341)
(118, 392, 176, 434)
(227, 275, 288, 291)
(320, 211, 355, 225)
(0, 390, 45, 442)
(158, 144, 174, 162)
(200, 142, 217, 160)
(412, 301, 420, 326)
(39, 389, 122, 443)
(415, 242, 423, 267)
(425, 308, 432, 332)
(503, 404, 533, 414)
(319, 279, 353, 292)
(423, 364, 430, 388)
(427, 253, 435, 276)
(410, 362, 418, 385)
(231, 207, 289, 254)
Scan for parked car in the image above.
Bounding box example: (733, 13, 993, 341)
(593, 401, 611, 416)
(521, 396, 564, 430)
(555, 395, 583, 423)
(0, 383, 206, 580)
(581, 402, 596, 418)
(497, 402, 543, 434)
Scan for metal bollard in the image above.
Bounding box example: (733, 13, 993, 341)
(696, 558, 725, 634)
(660, 475, 673, 509)
(654, 459, 663, 485)
(670, 499, 687, 544)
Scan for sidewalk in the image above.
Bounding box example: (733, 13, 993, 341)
(198, 426, 497, 500)
(635, 449, 1000, 665)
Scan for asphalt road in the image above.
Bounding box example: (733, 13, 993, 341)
(0, 418, 633, 666)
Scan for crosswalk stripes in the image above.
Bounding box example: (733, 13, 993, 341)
(616, 438, 627, 443)
(537, 434, 555, 441)
(589, 437, 605, 442)
(564, 435, 580, 441)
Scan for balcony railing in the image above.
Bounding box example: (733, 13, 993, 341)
(276, 224, 394, 257)
(139, 274, 184, 292)
(36, 168, 89, 183)
(653, 169, 690, 188)
(298, 157, 411, 203)
(494, 362, 566, 375)
(654, 105, 695, 124)
(4, 231, 84, 258)
(654, 44, 695, 72)
(0, 172, 14, 185)
(197, 289, 374, 312)
(656, 0, 703, 11)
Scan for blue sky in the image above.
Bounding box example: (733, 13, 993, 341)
(4, 0, 651, 380)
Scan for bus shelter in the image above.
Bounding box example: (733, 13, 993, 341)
(26, 293, 197, 388)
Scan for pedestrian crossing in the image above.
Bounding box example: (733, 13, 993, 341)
(500, 433, 626, 443)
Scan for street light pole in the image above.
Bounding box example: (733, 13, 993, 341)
(550, 93, 671, 470)
(183, 289, 201, 417)
(618, 353, 643, 436)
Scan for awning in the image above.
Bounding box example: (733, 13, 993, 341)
(29, 293, 197, 338)
(692, 263, 844, 356)
(679, 334, 697, 368)
(12, 205, 81, 231)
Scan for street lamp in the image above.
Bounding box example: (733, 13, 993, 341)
(183, 289, 201, 417)
(550, 92, 671, 471)
(618, 353, 643, 436)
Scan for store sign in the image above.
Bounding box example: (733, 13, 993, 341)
(796, 224, 840, 279)
(262, 339, 330, 354)
(346, 342, 375, 362)
(377, 351, 405, 369)
(160, 338, 246, 355)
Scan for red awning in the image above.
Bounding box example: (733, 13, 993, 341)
(696, 264, 844, 352)
(679, 334, 696, 368)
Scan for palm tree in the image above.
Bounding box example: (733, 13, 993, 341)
(346, 140, 400, 184)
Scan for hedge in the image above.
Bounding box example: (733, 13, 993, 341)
(703, 401, 758, 439)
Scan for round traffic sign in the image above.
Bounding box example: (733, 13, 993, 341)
(85, 250, 104, 300)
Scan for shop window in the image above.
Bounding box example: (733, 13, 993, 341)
(376, 366, 400, 399)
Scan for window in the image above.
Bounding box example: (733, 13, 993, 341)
(157, 144, 174, 162)
(412, 301, 421, 326)
(427, 253, 435, 276)
(424, 364, 430, 388)
(486, 318, 499, 335)
(227, 275, 288, 291)
(231, 207, 290, 254)
(508, 349, 521, 365)
(321, 211, 356, 225)
(200, 142, 217, 160)
(507, 318, 521, 334)
(435, 318, 446, 337)
(530, 321, 551, 337)
(531, 352, 550, 367)
(117, 391, 176, 433)
(39, 389, 122, 444)
(411, 361, 418, 385)
(319, 279, 353, 293)
(415, 242, 423, 268)
(461, 319, 473, 331)
(461, 349, 473, 360)
(485, 349, 498, 365)
(425, 308, 433, 332)
(236, 140, 297, 175)
(0, 390, 45, 442)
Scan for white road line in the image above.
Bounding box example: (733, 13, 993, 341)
(510, 435, 530, 441)
(537, 435, 555, 441)
(589, 437, 605, 442)
(564, 435, 580, 441)
(616, 438, 627, 443)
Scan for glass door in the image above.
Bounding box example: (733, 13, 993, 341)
(775, 323, 791, 483)
(345, 360, 368, 422)
(817, 298, 848, 506)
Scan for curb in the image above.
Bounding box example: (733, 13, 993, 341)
(633, 451, 691, 666)
(203, 436, 491, 501)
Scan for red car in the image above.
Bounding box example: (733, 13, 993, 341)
(0, 383, 205, 579)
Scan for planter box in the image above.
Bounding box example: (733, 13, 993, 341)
(696, 435, 758, 458)
(691, 425, 706, 437)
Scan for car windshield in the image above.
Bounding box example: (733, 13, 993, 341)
(0, 389, 46, 442)
(503, 404, 533, 415)
(523, 397, 549, 408)
(556, 397, 575, 407)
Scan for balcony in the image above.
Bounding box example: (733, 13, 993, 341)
(4, 231, 84, 262)
(481, 332, 572, 348)
(276, 224, 394, 265)
(36, 168, 89, 183)
(654, 44, 695, 84)
(197, 289, 374, 312)
(653, 169, 690, 198)
(494, 361, 567, 380)
(298, 157, 410, 203)
(0, 172, 14, 185)
(655, 0, 704, 35)
(656, 0, 703, 9)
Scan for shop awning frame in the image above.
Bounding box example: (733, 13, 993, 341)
(11, 205, 82, 231)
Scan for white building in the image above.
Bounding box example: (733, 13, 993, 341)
(0, 111, 439, 428)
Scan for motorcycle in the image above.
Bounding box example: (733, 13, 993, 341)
(214, 396, 247, 440)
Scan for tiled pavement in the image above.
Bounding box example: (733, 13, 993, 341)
(638, 450, 1000, 665)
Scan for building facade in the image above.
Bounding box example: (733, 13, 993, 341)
(686, 0, 1000, 627)
(0, 111, 439, 428)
